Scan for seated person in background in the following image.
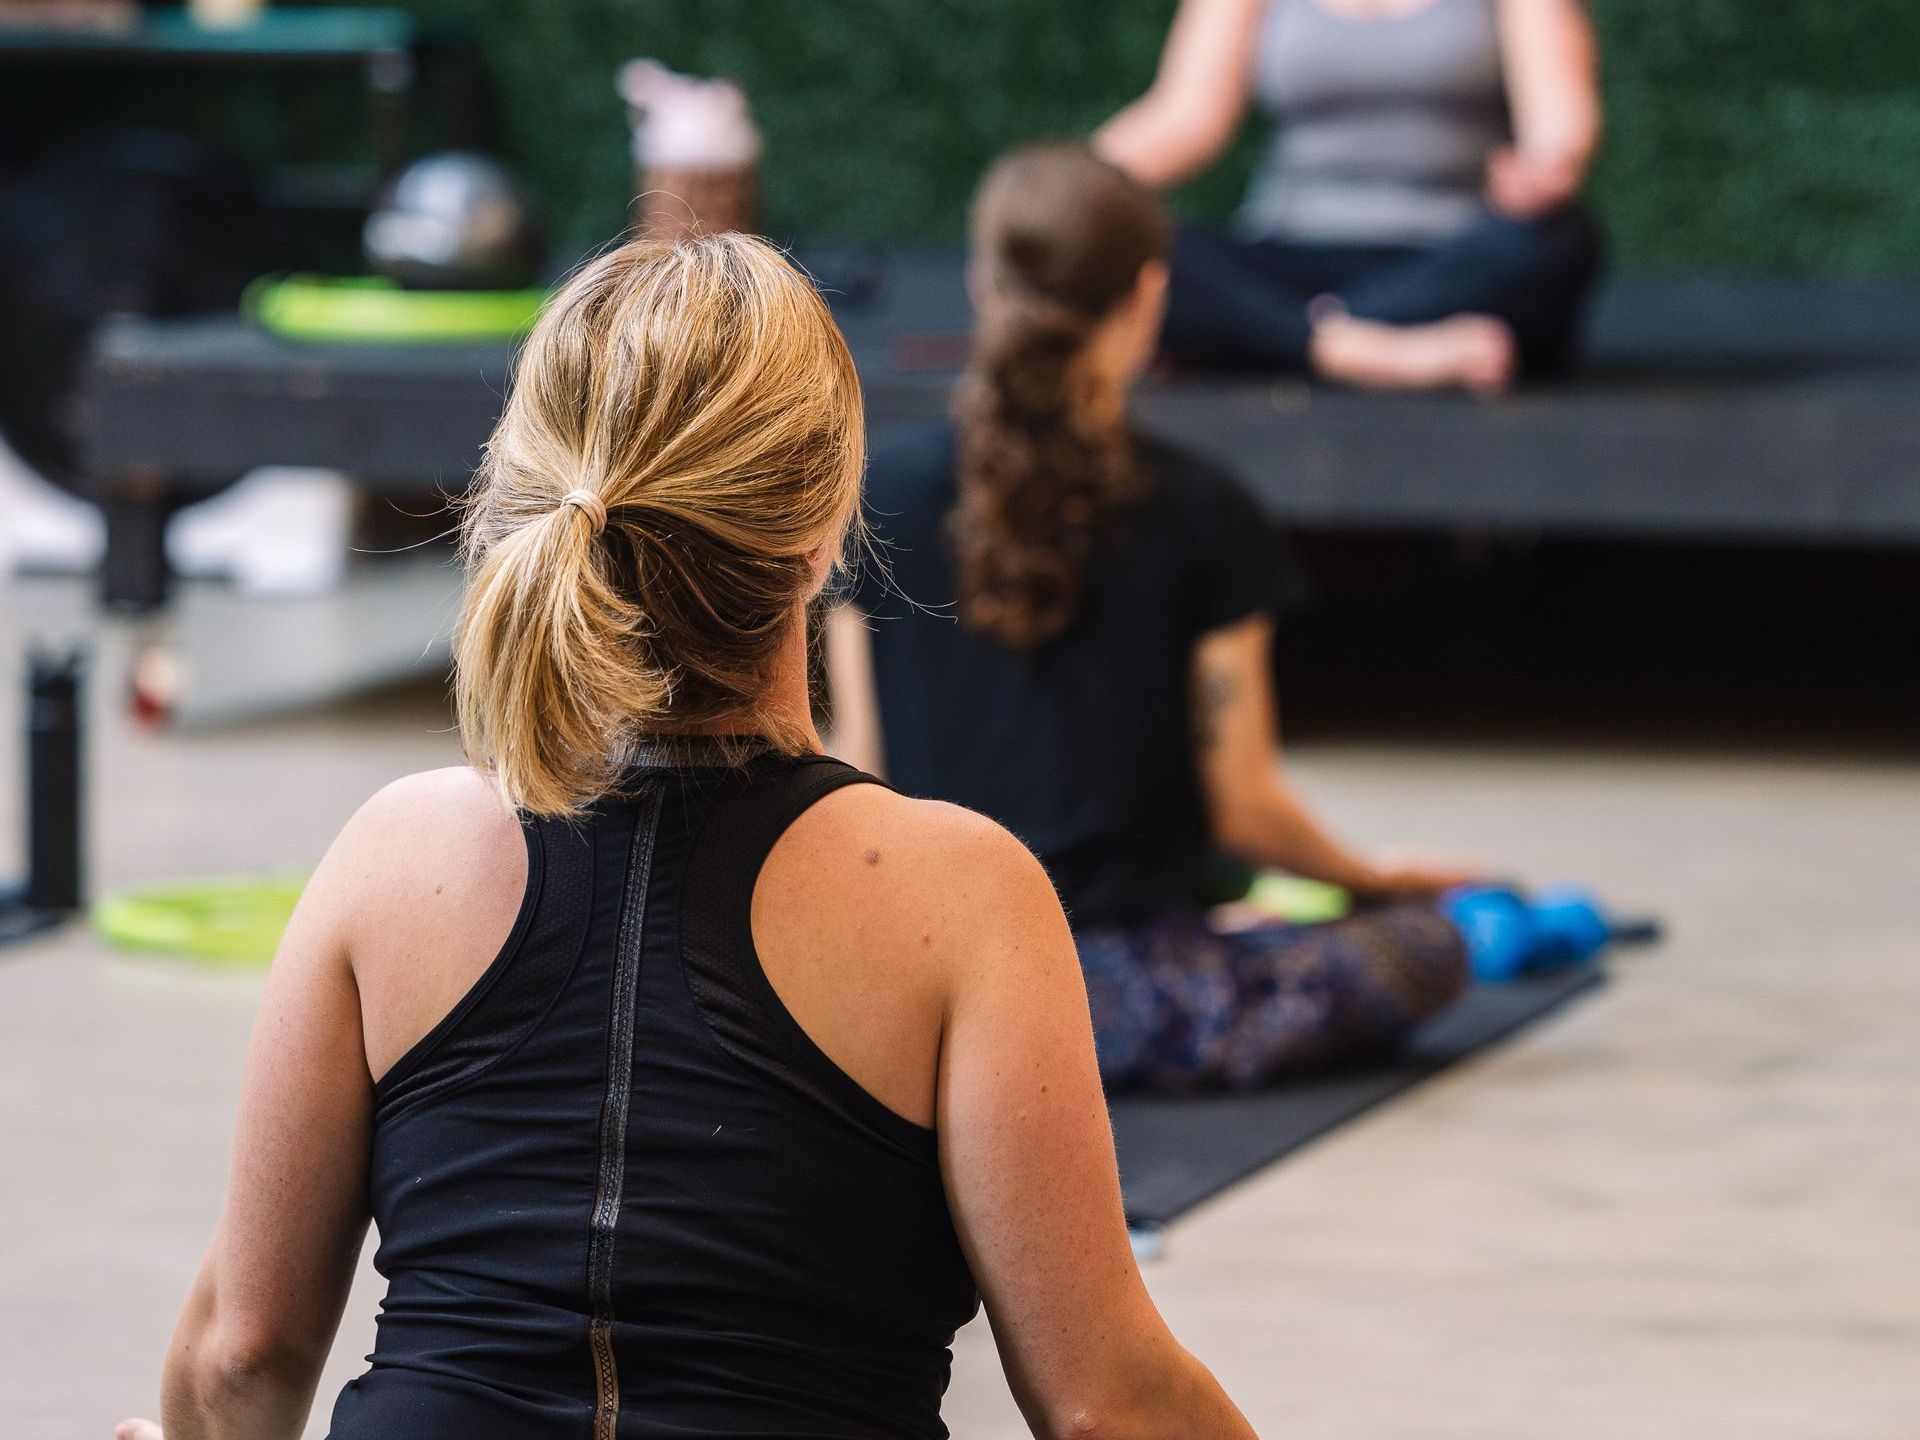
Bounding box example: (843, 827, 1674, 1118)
(1094, 0, 1604, 392)
(828, 144, 1481, 1093)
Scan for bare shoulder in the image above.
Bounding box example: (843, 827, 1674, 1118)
(327, 766, 519, 874)
(347, 764, 516, 838)
(755, 778, 1071, 1126)
(315, 768, 525, 957)
(767, 781, 1064, 968)
(796, 783, 1029, 865)
(314, 766, 531, 1079)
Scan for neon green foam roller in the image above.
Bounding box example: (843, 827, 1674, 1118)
(245, 274, 547, 342)
(93, 876, 307, 967)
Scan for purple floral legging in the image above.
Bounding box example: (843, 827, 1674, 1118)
(1078, 902, 1469, 1093)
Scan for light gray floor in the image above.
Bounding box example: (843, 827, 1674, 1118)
(1, 581, 1916, 1439)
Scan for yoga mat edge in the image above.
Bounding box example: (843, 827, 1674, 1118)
(1111, 966, 1607, 1226)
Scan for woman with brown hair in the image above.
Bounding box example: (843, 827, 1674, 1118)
(829, 143, 1478, 1092)
(117, 235, 1256, 1439)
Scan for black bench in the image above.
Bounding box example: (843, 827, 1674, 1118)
(77, 255, 1920, 609)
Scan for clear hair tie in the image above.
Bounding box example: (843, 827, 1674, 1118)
(559, 488, 607, 536)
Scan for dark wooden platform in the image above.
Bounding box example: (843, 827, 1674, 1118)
(77, 255, 1920, 607)
(836, 260, 1920, 546)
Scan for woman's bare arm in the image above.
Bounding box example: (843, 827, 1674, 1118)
(1486, 0, 1603, 218)
(929, 811, 1257, 1439)
(1093, 0, 1267, 188)
(137, 819, 378, 1439)
(1192, 615, 1482, 896)
(122, 769, 525, 1440)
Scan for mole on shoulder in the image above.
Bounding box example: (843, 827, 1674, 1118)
(864, 848, 881, 866)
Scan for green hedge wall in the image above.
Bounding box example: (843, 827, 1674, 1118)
(361, 0, 1920, 273)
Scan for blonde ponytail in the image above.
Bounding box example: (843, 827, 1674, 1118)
(454, 233, 864, 816)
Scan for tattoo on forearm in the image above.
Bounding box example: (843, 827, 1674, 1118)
(1194, 660, 1238, 747)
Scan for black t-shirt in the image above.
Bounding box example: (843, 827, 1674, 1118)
(843, 422, 1299, 928)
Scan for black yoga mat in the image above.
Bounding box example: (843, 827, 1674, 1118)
(1112, 966, 1606, 1225)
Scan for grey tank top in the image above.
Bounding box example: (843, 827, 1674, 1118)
(1239, 0, 1509, 246)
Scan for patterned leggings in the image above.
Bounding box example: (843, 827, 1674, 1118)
(1078, 902, 1469, 1093)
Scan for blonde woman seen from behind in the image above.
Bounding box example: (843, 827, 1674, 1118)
(117, 235, 1257, 1440)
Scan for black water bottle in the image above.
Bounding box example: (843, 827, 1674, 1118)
(25, 647, 83, 913)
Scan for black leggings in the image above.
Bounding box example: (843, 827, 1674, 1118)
(1079, 903, 1470, 1093)
(1161, 203, 1605, 376)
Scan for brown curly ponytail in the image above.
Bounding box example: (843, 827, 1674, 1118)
(952, 143, 1170, 649)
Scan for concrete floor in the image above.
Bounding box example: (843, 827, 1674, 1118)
(1, 578, 1917, 1439)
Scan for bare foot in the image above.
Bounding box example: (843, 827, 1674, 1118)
(116, 1422, 164, 1440)
(1309, 313, 1517, 394)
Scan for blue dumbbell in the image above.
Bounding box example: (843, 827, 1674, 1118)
(1442, 886, 1535, 982)
(1442, 884, 1637, 983)
(1526, 884, 1612, 967)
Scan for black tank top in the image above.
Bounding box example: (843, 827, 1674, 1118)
(328, 751, 980, 1440)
